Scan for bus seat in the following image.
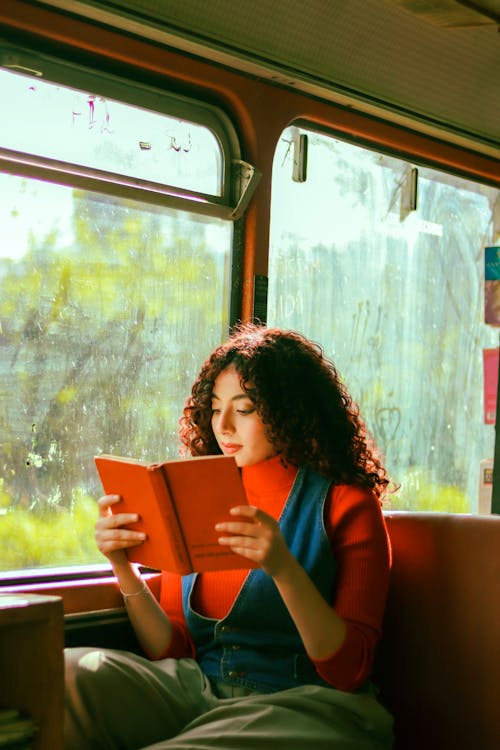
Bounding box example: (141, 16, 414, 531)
(376, 512, 500, 750)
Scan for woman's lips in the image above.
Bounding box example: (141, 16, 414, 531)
(221, 443, 241, 454)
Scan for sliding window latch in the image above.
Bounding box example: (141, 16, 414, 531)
(230, 159, 262, 220)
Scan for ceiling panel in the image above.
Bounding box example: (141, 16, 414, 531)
(32, 0, 500, 157)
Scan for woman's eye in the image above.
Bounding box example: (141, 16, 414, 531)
(237, 407, 254, 415)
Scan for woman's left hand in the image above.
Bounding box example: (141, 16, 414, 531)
(218, 505, 348, 661)
(215, 506, 293, 577)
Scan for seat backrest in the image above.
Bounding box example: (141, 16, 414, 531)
(375, 512, 500, 750)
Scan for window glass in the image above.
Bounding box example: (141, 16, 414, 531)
(0, 65, 233, 572)
(268, 126, 500, 513)
(0, 67, 222, 196)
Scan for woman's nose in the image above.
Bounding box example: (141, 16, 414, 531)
(217, 409, 234, 434)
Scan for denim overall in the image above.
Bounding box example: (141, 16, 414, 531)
(182, 466, 337, 693)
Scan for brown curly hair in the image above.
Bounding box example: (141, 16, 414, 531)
(179, 323, 389, 498)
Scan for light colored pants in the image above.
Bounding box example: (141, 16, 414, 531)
(64, 647, 393, 750)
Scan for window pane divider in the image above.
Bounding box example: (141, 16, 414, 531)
(0, 147, 233, 219)
(0, 564, 158, 587)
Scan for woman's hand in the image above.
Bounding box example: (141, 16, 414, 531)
(95, 494, 146, 566)
(95, 494, 173, 658)
(215, 505, 294, 577)
(217, 505, 348, 660)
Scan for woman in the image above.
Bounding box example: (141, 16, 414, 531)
(65, 323, 394, 749)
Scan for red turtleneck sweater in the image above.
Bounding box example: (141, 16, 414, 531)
(159, 455, 391, 692)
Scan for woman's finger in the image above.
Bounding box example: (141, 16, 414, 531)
(96, 512, 140, 529)
(229, 505, 260, 519)
(97, 494, 122, 516)
(99, 536, 145, 549)
(215, 520, 260, 536)
(97, 527, 146, 541)
(96, 528, 146, 554)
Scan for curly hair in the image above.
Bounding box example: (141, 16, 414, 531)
(179, 323, 389, 498)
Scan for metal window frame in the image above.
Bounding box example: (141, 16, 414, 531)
(0, 41, 260, 219)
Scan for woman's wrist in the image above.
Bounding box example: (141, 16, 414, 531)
(120, 579, 149, 600)
(112, 561, 146, 598)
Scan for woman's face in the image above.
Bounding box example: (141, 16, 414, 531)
(210, 365, 276, 467)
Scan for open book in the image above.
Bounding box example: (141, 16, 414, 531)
(94, 453, 257, 574)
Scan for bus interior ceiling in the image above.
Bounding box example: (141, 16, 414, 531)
(15, 0, 500, 160)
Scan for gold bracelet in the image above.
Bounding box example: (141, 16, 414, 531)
(120, 580, 149, 600)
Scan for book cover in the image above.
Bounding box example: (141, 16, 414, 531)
(484, 245, 500, 326)
(94, 454, 257, 574)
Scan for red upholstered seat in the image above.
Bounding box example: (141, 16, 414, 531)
(376, 512, 500, 750)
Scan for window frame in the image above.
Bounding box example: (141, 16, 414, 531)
(0, 41, 259, 220)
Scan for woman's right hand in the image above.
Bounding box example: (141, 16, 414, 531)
(95, 494, 146, 566)
(95, 495, 172, 658)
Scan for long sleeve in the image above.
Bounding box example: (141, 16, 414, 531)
(311, 484, 391, 691)
(156, 571, 195, 659)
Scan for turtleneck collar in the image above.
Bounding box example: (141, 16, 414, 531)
(241, 454, 298, 509)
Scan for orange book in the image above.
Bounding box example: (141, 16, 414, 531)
(94, 454, 257, 574)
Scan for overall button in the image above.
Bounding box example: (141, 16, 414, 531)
(228, 670, 246, 678)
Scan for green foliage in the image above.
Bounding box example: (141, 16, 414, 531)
(1, 180, 229, 570)
(0, 490, 101, 571)
(387, 467, 470, 513)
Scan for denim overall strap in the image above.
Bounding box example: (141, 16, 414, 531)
(182, 465, 336, 692)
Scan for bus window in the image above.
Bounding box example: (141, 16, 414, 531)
(0, 52, 236, 573)
(0, 67, 223, 198)
(269, 125, 500, 513)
